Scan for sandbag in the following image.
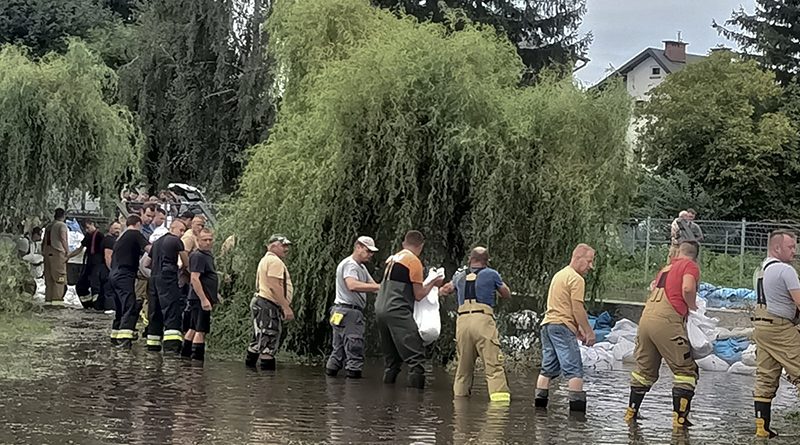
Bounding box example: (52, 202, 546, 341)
(696, 354, 730, 372)
(728, 361, 757, 376)
(687, 298, 718, 358)
(606, 319, 638, 344)
(581, 344, 615, 370)
(713, 337, 750, 365)
(741, 344, 757, 367)
(414, 267, 444, 345)
(613, 337, 636, 362)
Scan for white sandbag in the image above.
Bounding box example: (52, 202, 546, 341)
(414, 267, 444, 345)
(687, 305, 718, 358)
(696, 354, 730, 372)
(741, 344, 758, 367)
(593, 341, 614, 351)
(63, 285, 83, 309)
(581, 345, 615, 369)
(613, 337, 636, 362)
(727, 361, 757, 376)
(607, 319, 638, 344)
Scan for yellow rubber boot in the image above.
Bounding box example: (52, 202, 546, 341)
(755, 401, 778, 438)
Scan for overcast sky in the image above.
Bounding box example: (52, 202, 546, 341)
(575, 0, 756, 86)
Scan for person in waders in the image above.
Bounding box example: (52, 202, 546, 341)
(108, 215, 150, 349)
(42, 208, 69, 307)
(325, 236, 380, 379)
(439, 247, 511, 402)
(534, 244, 595, 414)
(374, 230, 442, 389)
(144, 220, 188, 353)
(751, 230, 800, 438)
(624, 241, 700, 429)
(245, 235, 294, 370)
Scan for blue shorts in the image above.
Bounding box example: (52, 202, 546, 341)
(540, 323, 584, 380)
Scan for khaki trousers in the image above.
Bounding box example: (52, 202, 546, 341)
(752, 306, 800, 401)
(43, 245, 66, 303)
(454, 301, 509, 401)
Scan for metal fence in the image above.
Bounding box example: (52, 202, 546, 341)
(620, 217, 800, 283)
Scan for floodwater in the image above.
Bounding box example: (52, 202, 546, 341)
(0, 311, 798, 445)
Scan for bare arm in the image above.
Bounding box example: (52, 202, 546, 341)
(143, 255, 152, 270)
(439, 282, 455, 296)
(498, 283, 511, 299)
(179, 251, 190, 270)
(66, 246, 84, 260)
(682, 274, 698, 311)
(572, 299, 595, 345)
(104, 249, 113, 269)
(412, 278, 441, 301)
(191, 272, 212, 308)
(345, 277, 380, 293)
(61, 230, 69, 254)
(790, 289, 800, 309)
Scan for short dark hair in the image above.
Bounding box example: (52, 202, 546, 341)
(84, 219, 96, 228)
(678, 241, 699, 260)
(142, 203, 157, 213)
(686, 208, 697, 216)
(156, 207, 166, 216)
(403, 230, 425, 247)
(54, 208, 66, 219)
(31, 227, 42, 236)
(126, 214, 142, 227)
(180, 211, 195, 220)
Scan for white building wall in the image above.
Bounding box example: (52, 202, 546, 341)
(624, 56, 666, 101)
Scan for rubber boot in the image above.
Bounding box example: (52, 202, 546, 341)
(383, 368, 400, 384)
(191, 343, 205, 361)
(325, 368, 339, 377)
(755, 400, 778, 438)
(625, 387, 648, 423)
(569, 390, 587, 413)
(672, 388, 694, 428)
(118, 338, 132, 350)
(260, 357, 276, 371)
(534, 388, 549, 409)
(180, 340, 193, 358)
(407, 372, 425, 390)
(345, 369, 362, 379)
(245, 351, 259, 368)
(163, 340, 181, 355)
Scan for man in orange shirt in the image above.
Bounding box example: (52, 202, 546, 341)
(625, 241, 700, 428)
(375, 230, 442, 389)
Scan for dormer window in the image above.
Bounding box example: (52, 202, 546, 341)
(652, 67, 661, 76)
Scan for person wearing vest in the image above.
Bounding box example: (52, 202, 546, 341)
(534, 244, 595, 414)
(751, 230, 800, 438)
(246, 234, 294, 370)
(440, 247, 511, 402)
(42, 208, 69, 307)
(624, 241, 700, 428)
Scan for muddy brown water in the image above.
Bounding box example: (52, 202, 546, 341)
(0, 310, 798, 444)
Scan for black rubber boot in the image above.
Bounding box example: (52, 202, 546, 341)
(534, 388, 549, 409)
(191, 344, 205, 361)
(145, 344, 162, 352)
(181, 340, 193, 358)
(325, 368, 339, 377)
(260, 358, 276, 371)
(163, 340, 181, 355)
(672, 388, 694, 428)
(407, 372, 425, 390)
(755, 400, 778, 438)
(569, 391, 587, 413)
(118, 338, 132, 350)
(245, 351, 259, 368)
(345, 369, 362, 379)
(110, 337, 119, 346)
(625, 387, 648, 423)
(383, 369, 400, 384)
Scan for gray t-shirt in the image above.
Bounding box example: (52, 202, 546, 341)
(760, 257, 800, 321)
(334, 256, 375, 309)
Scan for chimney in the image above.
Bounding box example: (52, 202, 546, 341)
(663, 40, 687, 63)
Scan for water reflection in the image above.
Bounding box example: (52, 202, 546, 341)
(0, 310, 798, 444)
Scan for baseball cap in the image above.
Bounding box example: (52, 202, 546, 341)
(357, 236, 379, 252)
(268, 234, 292, 245)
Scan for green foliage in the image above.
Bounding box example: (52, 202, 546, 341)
(215, 0, 634, 358)
(0, 41, 141, 226)
(0, 245, 36, 315)
(631, 169, 723, 219)
(118, 0, 274, 193)
(715, 0, 800, 86)
(639, 51, 800, 220)
(372, 0, 591, 80)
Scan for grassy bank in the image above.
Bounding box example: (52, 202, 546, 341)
(0, 314, 52, 379)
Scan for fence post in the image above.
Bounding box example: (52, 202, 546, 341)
(739, 218, 746, 284)
(644, 217, 651, 281)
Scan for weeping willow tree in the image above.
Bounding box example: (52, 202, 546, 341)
(212, 0, 633, 358)
(0, 41, 140, 228)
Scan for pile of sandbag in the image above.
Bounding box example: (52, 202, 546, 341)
(581, 316, 638, 370)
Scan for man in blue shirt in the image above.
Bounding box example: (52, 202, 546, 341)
(440, 246, 511, 402)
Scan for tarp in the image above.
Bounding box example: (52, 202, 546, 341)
(698, 282, 755, 309)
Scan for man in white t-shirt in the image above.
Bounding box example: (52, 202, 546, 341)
(324, 236, 380, 379)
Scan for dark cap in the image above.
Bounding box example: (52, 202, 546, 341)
(268, 234, 292, 245)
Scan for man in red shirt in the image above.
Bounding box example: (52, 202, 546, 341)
(624, 241, 700, 428)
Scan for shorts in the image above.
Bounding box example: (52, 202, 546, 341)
(247, 296, 284, 357)
(540, 323, 584, 380)
(185, 299, 212, 333)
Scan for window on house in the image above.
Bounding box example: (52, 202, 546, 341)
(651, 67, 661, 76)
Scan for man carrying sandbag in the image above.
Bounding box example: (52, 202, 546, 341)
(751, 230, 800, 438)
(440, 246, 511, 402)
(624, 241, 700, 428)
(375, 230, 442, 389)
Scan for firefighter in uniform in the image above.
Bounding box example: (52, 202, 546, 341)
(108, 215, 150, 349)
(440, 247, 511, 402)
(42, 208, 69, 307)
(148, 220, 189, 353)
(625, 241, 700, 428)
(751, 230, 800, 438)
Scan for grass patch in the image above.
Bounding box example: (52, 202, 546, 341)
(0, 314, 52, 380)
